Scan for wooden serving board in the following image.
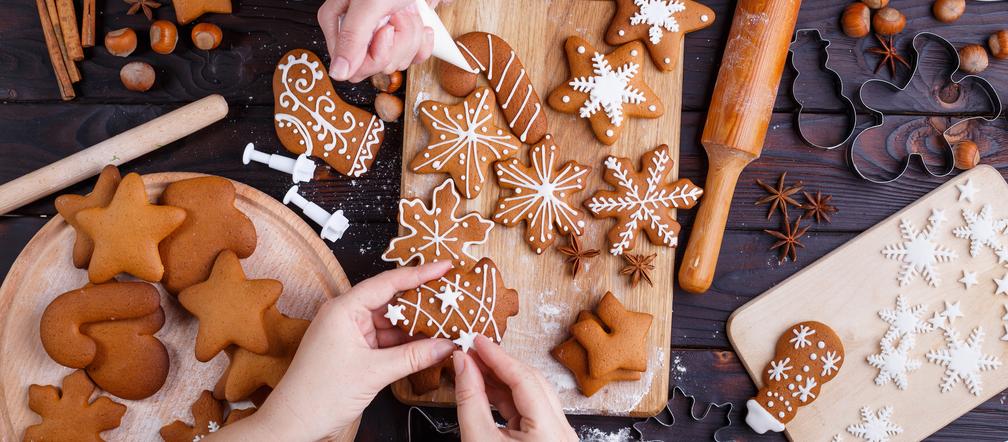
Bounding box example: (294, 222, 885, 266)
(396, 0, 691, 416)
(729, 165, 1008, 441)
(0, 172, 358, 441)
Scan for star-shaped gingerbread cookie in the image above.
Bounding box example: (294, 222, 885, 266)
(548, 37, 663, 145)
(25, 370, 127, 441)
(179, 250, 283, 362)
(55, 165, 122, 269)
(76, 172, 186, 283)
(217, 308, 310, 402)
(570, 292, 652, 377)
(173, 0, 231, 24)
(606, 0, 715, 71)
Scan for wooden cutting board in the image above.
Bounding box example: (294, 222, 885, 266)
(729, 165, 1008, 441)
(396, 0, 695, 416)
(0, 172, 358, 441)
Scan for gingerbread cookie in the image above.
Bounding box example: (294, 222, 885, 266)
(414, 87, 521, 199)
(746, 321, 845, 434)
(585, 145, 702, 255)
(173, 0, 231, 24)
(274, 49, 385, 177)
(437, 32, 548, 144)
(570, 292, 652, 377)
(81, 307, 169, 400)
(75, 173, 186, 283)
(218, 308, 310, 402)
(605, 0, 715, 71)
(548, 37, 663, 145)
(179, 250, 282, 362)
(25, 370, 127, 441)
(159, 176, 257, 295)
(387, 258, 519, 352)
(54, 165, 122, 269)
(382, 179, 494, 269)
(407, 358, 454, 395)
(551, 310, 642, 396)
(494, 135, 590, 254)
(159, 390, 250, 442)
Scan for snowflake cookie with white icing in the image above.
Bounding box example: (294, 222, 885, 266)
(846, 405, 903, 442)
(605, 0, 716, 72)
(386, 258, 519, 353)
(745, 321, 845, 434)
(585, 144, 702, 255)
(881, 208, 958, 287)
(952, 203, 1008, 259)
(926, 325, 1002, 395)
(548, 36, 664, 145)
(866, 295, 931, 390)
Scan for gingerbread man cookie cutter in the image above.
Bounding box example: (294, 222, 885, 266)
(632, 385, 734, 442)
(787, 28, 858, 151)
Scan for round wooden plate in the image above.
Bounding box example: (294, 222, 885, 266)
(0, 172, 353, 440)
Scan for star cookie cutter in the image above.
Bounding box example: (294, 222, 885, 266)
(788, 28, 858, 151)
(851, 32, 1003, 184)
(632, 386, 734, 442)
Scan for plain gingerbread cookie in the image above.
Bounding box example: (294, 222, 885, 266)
(54, 165, 122, 269)
(551, 310, 642, 396)
(24, 370, 127, 441)
(570, 292, 652, 378)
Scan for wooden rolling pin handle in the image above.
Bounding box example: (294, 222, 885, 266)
(0, 94, 228, 216)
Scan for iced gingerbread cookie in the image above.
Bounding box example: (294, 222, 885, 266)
(552, 309, 642, 396)
(548, 36, 663, 145)
(160, 390, 254, 442)
(24, 370, 127, 441)
(274, 49, 385, 177)
(414, 87, 520, 199)
(216, 307, 310, 402)
(745, 321, 845, 434)
(605, 0, 715, 72)
(569, 292, 653, 378)
(54, 165, 122, 269)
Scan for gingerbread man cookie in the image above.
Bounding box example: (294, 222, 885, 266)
(54, 165, 122, 269)
(570, 292, 653, 378)
(414, 87, 521, 199)
(552, 310, 642, 396)
(605, 0, 715, 71)
(548, 37, 663, 145)
(24, 370, 127, 441)
(274, 49, 385, 177)
(217, 308, 310, 402)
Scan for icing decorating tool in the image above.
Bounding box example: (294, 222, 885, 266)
(679, 0, 802, 294)
(0, 94, 228, 216)
(242, 142, 317, 184)
(283, 185, 349, 242)
(788, 29, 857, 151)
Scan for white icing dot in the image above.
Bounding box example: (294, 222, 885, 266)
(648, 104, 657, 112)
(664, 57, 671, 64)
(778, 412, 785, 418)
(795, 374, 802, 382)
(577, 46, 586, 54)
(427, 320, 433, 326)
(767, 400, 774, 407)
(701, 14, 709, 22)
(631, 49, 639, 57)
(810, 353, 818, 360)
(468, 309, 475, 314)
(605, 129, 614, 137)
(403, 319, 409, 325)
(451, 326, 458, 332)
(803, 366, 809, 373)
(562, 95, 570, 103)
(817, 341, 826, 349)
(618, 29, 625, 36)
(479, 317, 486, 323)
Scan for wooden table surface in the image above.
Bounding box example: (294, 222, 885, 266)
(1, 0, 1006, 440)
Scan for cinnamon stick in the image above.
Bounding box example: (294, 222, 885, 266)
(82, 0, 95, 47)
(35, 0, 75, 100)
(45, 0, 80, 83)
(54, 0, 83, 61)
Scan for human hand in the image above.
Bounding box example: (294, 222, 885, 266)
(216, 262, 456, 441)
(453, 335, 577, 442)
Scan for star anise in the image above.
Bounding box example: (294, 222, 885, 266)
(124, 0, 161, 21)
(802, 191, 838, 224)
(755, 172, 803, 219)
(620, 253, 656, 288)
(764, 216, 810, 264)
(867, 34, 911, 78)
(557, 234, 600, 278)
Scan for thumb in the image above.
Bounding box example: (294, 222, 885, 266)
(330, 0, 414, 80)
(374, 337, 455, 382)
(453, 351, 500, 439)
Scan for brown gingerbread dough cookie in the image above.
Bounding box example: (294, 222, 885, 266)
(159, 390, 252, 442)
(75, 173, 186, 283)
(217, 307, 311, 402)
(159, 176, 257, 295)
(570, 292, 652, 378)
(25, 370, 127, 442)
(173, 0, 231, 24)
(605, 0, 715, 71)
(407, 357, 454, 395)
(81, 306, 169, 400)
(551, 310, 641, 396)
(54, 165, 122, 269)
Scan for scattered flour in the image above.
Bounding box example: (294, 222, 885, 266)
(413, 91, 431, 115)
(578, 426, 635, 442)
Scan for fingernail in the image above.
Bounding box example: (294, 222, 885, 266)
(452, 350, 465, 375)
(329, 56, 349, 80)
(433, 339, 455, 359)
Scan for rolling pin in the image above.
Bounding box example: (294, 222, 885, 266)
(679, 0, 802, 293)
(0, 94, 228, 216)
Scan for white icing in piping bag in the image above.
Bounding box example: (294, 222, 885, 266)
(243, 143, 317, 184)
(283, 186, 349, 242)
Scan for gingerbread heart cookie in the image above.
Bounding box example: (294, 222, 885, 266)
(570, 292, 652, 378)
(25, 370, 127, 441)
(552, 310, 642, 396)
(605, 0, 716, 71)
(159, 176, 257, 295)
(54, 165, 122, 269)
(217, 307, 311, 402)
(274, 49, 385, 177)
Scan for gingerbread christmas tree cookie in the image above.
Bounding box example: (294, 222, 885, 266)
(493, 135, 591, 254)
(24, 370, 127, 441)
(414, 87, 520, 199)
(605, 0, 715, 72)
(548, 36, 663, 145)
(54, 165, 122, 269)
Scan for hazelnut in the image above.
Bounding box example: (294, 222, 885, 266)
(872, 7, 906, 36)
(861, 0, 888, 9)
(150, 20, 178, 55)
(120, 61, 155, 92)
(841, 3, 871, 38)
(954, 140, 980, 170)
(932, 0, 965, 23)
(374, 92, 403, 122)
(104, 28, 138, 57)
(989, 30, 1008, 59)
(191, 23, 223, 51)
(959, 44, 989, 74)
(370, 71, 403, 93)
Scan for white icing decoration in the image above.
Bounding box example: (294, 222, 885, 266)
(821, 350, 841, 377)
(384, 304, 407, 326)
(878, 294, 933, 338)
(789, 324, 815, 349)
(846, 406, 903, 442)
(881, 208, 958, 287)
(926, 326, 1002, 395)
(744, 399, 785, 434)
(953, 204, 1008, 258)
(629, 0, 686, 45)
(928, 311, 948, 331)
(868, 331, 921, 390)
(766, 357, 791, 381)
(569, 52, 646, 127)
(791, 376, 817, 402)
(941, 300, 964, 325)
(562, 95, 570, 103)
(995, 272, 1008, 296)
(453, 330, 478, 353)
(959, 270, 979, 290)
(434, 285, 463, 313)
(956, 178, 978, 203)
(701, 14, 710, 22)
(577, 45, 586, 54)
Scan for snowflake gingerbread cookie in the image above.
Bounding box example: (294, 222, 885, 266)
(548, 36, 663, 145)
(846, 405, 903, 442)
(881, 208, 958, 287)
(586, 144, 702, 255)
(382, 179, 494, 269)
(493, 135, 591, 254)
(413, 87, 520, 199)
(386, 258, 519, 352)
(273, 49, 385, 177)
(605, 0, 715, 72)
(926, 325, 1002, 395)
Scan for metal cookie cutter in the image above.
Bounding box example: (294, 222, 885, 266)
(788, 29, 858, 151)
(851, 31, 1003, 184)
(632, 386, 734, 442)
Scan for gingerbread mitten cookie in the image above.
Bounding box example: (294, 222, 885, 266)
(219, 308, 310, 402)
(55, 165, 122, 269)
(494, 135, 590, 254)
(552, 310, 642, 396)
(606, 0, 715, 71)
(159, 176, 257, 294)
(24, 370, 127, 441)
(437, 32, 548, 144)
(274, 49, 385, 177)
(586, 145, 702, 255)
(386, 258, 519, 352)
(548, 37, 663, 145)
(414, 87, 521, 199)
(570, 292, 653, 377)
